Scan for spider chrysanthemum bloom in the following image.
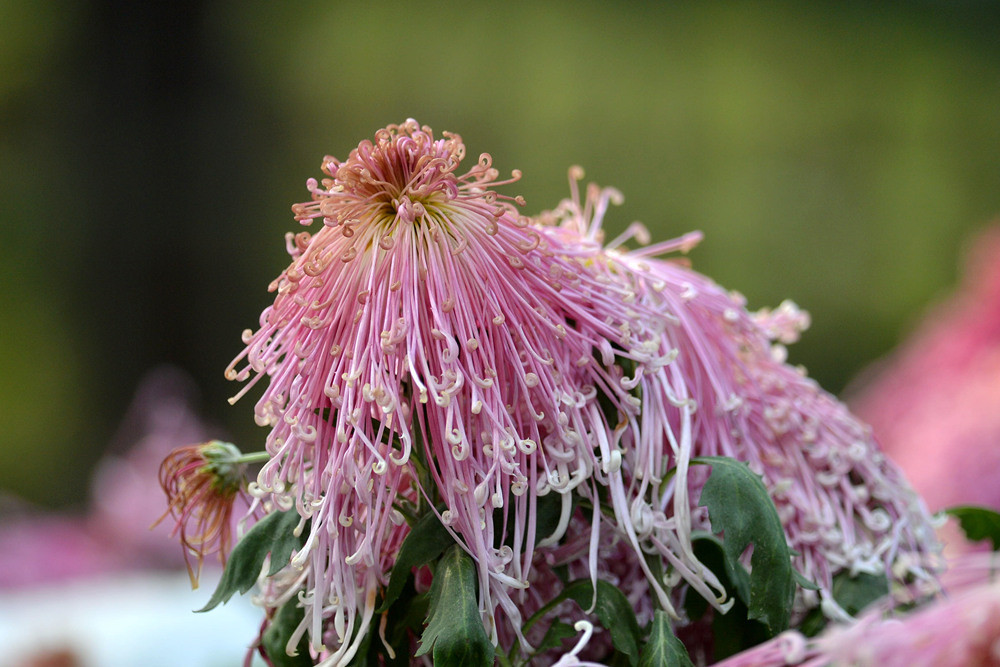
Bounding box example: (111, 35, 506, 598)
(157, 440, 247, 586)
(226, 120, 705, 662)
(545, 173, 941, 620)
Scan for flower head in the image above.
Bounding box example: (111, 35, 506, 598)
(156, 440, 248, 586)
(227, 121, 716, 660)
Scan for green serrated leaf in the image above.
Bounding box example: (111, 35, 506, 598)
(639, 610, 694, 667)
(416, 545, 494, 666)
(262, 600, 313, 667)
(565, 579, 642, 666)
(377, 508, 452, 614)
(197, 509, 304, 612)
(946, 505, 1000, 551)
(694, 456, 794, 635)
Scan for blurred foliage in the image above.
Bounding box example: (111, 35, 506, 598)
(2, 0, 1000, 508)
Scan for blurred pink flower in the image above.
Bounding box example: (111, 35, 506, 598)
(91, 366, 221, 565)
(715, 553, 1000, 667)
(0, 510, 121, 590)
(849, 226, 1000, 515)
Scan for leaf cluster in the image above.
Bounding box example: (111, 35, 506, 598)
(197, 455, 869, 666)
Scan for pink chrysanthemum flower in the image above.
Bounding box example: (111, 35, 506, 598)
(226, 121, 714, 662)
(543, 172, 940, 618)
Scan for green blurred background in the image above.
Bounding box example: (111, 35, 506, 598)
(3, 0, 1000, 509)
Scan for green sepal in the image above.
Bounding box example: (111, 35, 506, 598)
(197, 509, 305, 612)
(832, 571, 889, 615)
(377, 508, 452, 614)
(639, 610, 695, 667)
(415, 545, 494, 666)
(262, 600, 313, 667)
(793, 569, 821, 591)
(946, 505, 1000, 551)
(693, 456, 795, 635)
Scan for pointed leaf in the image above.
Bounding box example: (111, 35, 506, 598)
(946, 505, 1000, 551)
(197, 509, 304, 612)
(640, 610, 695, 667)
(694, 456, 794, 634)
(377, 509, 452, 613)
(415, 545, 494, 666)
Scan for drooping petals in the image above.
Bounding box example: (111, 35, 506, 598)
(156, 440, 247, 586)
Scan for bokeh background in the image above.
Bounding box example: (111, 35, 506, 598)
(3, 0, 1000, 513)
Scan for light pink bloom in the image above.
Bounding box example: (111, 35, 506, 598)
(227, 121, 689, 662)
(849, 226, 1000, 515)
(0, 511, 122, 590)
(545, 173, 940, 618)
(93, 366, 222, 568)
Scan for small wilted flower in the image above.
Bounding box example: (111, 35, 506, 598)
(157, 440, 248, 585)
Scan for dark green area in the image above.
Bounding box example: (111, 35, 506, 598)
(262, 600, 313, 667)
(694, 456, 795, 635)
(947, 505, 1000, 551)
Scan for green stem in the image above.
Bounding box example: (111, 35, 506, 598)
(236, 451, 270, 464)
